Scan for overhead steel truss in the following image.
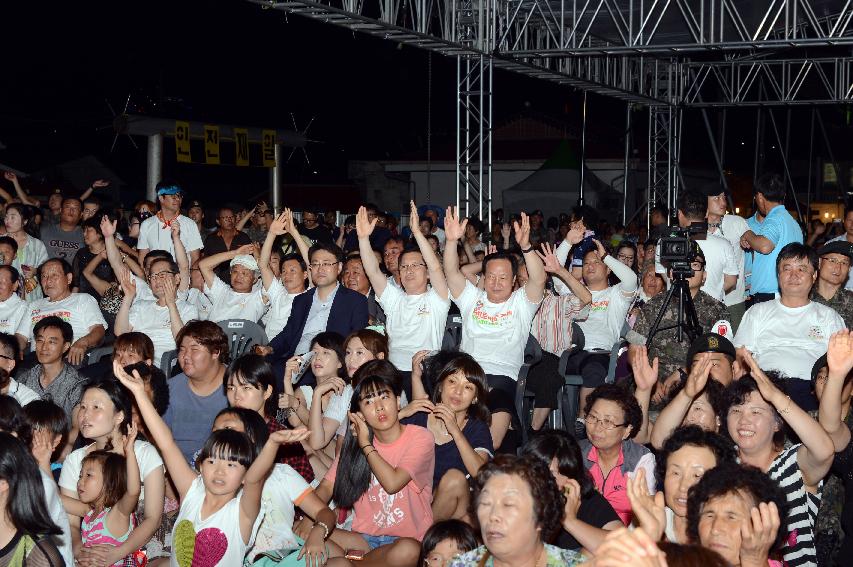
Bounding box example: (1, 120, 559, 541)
(251, 0, 853, 215)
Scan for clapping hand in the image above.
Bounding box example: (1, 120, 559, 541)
(626, 468, 666, 542)
(630, 346, 659, 393)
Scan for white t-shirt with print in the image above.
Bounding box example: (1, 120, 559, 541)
(578, 286, 635, 351)
(18, 293, 108, 344)
(452, 282, 541, 378)
(734, 298, 846, 381)
(59, 440, 164, 502)
(377, 284, 450, 371)
(0, 293, 29, 336)
(137, 215, 203, 266)
(185, 288, 212, 321)
(262, 279, 303, 339)
(246, 464, 313, 561)
(205, 277, 266, 323)
(128, 299, 199, 367)
(711, 214, 750, 305)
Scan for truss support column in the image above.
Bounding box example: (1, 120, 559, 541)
(146, 133, 163, 203)
(456, 54, 492, 220)
(622, 104, 631, 225)
(270, 143, 283, 214)
(647, 106, 680, 225)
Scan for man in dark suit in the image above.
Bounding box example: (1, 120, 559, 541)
(268, 241, 368, 388)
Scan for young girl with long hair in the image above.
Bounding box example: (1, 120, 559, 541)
(315, 374, 435, 567)
(114, 361, 311, 567)
(0, 432, 65, 565)
(406, 352, 493, 522)
(59, 378, 165, 566)
(61, 425, 142, 566)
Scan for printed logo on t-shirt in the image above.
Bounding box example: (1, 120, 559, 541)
(367, 476, 406, 528)
(472, 300, 513, 327)
(807, 325, 825, 340)
(416, 302, 431, 316)
(32, 310, 72, 324)
(589, 299, 610, 313)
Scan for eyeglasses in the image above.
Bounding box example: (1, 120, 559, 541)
(400, 263, 426, 272)
(823, 256, 851, 268)
(309, 261, 340, 270)
(616, 254, 635, 262)
(584, 415, 627, 430)
(148, 271, 176, 280)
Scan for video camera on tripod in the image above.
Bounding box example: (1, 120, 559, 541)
(659, 222, 708, 278)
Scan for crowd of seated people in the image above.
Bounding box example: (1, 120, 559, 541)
(0, 171, 850, 567)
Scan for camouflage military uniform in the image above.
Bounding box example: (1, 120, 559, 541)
(812, 288, 853, 329)
(627, 290, 730, 378)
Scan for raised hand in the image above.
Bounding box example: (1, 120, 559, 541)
(409, 201, 421, 235)
(513, 212, 531, 249)
(113, 361, 147, 398)
(118, 266, 136, 299)
(162, 274, 178, 306)
(123, 422, 138, 454)
(348, 411, 371, 448)
(500, 222, 511, 240)
(170, 220, 181, 240)
(562, 478, 582, 522)
(315, 377, 346, 397)
(269, 212, 288, 236)
(3, 171, 17, 183)
(683, 353, 712, 398)
(566, 223, 585, 246)
(738, 348, 784, 406)
(630, 346, 659, 393)
(739, 501, 781, 567)
(234, 243, 255, 257)
(269, 427, 311, 445)
(432, 403, 462, 436)
(536, 242, 563, 274)
(592, 238, 607, 260)
(355, 206, 377, 238)
(100, 215, 117, 239)
(827, 329, 853, 379)
(487, 243, 498, 255)
(626, 468, 666, 542)
(443, 206, 468, 242)
(91, 179, 111, 189)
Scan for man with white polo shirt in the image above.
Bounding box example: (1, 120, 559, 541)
(702, 183, 749, 327)
(734, 243, 845, 411)
(198, 244, 266, 323)
(137, 181, 203, 269)
(16, 258, 106, 365)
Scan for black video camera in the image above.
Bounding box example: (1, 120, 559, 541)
(659, 222, 707, 277)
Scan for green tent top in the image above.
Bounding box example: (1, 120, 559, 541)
(541, 139, 581, 170)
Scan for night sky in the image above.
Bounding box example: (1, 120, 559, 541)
(3, 1, 850, 208)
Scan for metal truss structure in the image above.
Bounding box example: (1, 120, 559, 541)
(250, 0, 853, 216)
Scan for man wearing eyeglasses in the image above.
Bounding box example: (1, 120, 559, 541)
(628, 245, 730, 385)
(297, 209, 332, 245)
(267, 241, 368, 389)
(811, 240, 853, 328)
(735, 243, 845, 410)
(137, 181, 204, 270)
(825, 205, 853, 290)
(115, 256, 198, 367)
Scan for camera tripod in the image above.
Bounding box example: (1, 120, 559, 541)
(645, 272, 704, 346)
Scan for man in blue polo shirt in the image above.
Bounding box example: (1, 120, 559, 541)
(740, 173, 803, 307)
